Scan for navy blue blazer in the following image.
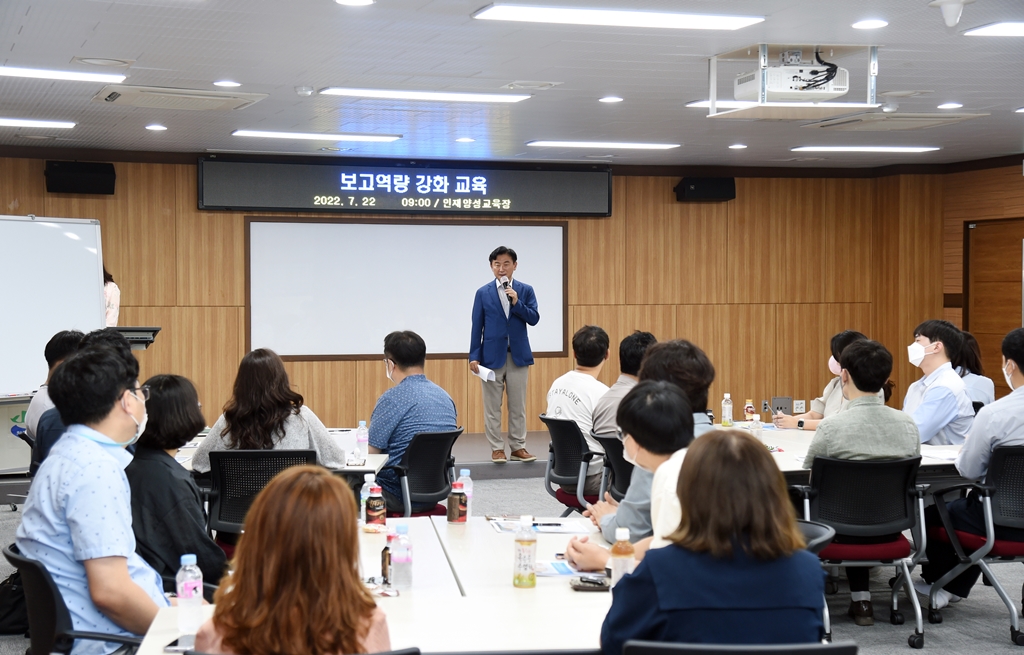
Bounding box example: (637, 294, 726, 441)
(601, 544, 825, 655)
(469, 279, 540, 370)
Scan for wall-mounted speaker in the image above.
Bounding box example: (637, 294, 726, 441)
(673, 177, 735, 202)
(44, 161, 116, 195)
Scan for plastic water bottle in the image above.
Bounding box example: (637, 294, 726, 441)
(354, 420, 369, 459)
(457, 469, 473, 519)
(609, 527, 635, 588)
(391, 524, 413, 591)
(176, 554, 203, 649)
(359, 473, 375, 525)
(513, 515, 536, 588)
(721, 393, 734, 427)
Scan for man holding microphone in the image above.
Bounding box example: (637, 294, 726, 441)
(469, 246, 540, 463)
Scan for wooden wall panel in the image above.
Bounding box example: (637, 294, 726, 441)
(175, 166, 245, 307)
(569, 175, 626, 306)
(0, 157, 45, 215)
(626, 176, 729, 305)
(728, 179, 774, 304)
(772, 179, 826, 303)
(121, 163, 177, 306)
(170, 307, 244, 423)
(824, 179, 874, 303)
(118, 306, 175, 383)
(284, 361, 358, 428)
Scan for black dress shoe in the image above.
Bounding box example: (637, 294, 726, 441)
(848, 600, 874, 626)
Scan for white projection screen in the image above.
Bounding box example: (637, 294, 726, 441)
(247, 219, 567, 359)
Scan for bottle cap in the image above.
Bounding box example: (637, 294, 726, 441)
(615, 527, 630, 542)
(180, 554, 197, 566)
(460, 468, 470, 477)
(724, 393, 731, 399)
(396, 524, 409, 534)
(359, 420, 367, 427)
(746, 399, 753, 403)
(452, 482, 464, 490)
(370, 485, 382, 493)
(364, 473, 375, 482)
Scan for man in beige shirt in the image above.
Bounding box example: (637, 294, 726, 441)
(803, 339, 920, 628)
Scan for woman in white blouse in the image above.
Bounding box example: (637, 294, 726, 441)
(955, 331, 996, 407)
(774, 330, 885, 431)
(103, 266, 120, 327)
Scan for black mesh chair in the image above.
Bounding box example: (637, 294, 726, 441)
(3, 543, 142, 655)
(925, 446, 1024, 643)
(207, 449, 317, 535)
(791, 456, 926, 649)
(972, 400, 985, 415)
(592, 431, 633, 502)
(623, 641, 857, 655)
(797, 520, 837, 641)
(380, 428, 463, 518)
(539, 414, 600, 516)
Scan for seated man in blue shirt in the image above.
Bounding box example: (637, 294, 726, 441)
(369, 330, 459, 513)
(902, 319, 975, 445)
(16, 346, 171, 655)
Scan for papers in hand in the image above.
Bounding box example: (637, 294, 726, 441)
(473, 365, 496, 382)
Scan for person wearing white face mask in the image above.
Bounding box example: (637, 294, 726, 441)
(15, 347, 172, 655)
(565, 380, 695, 572)
(902, 319, 976, 445)
(800, 339, 920, 626)
(918, 328, 1024, 609)
(774, 330, 886, 431)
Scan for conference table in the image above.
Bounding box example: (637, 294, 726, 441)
(139, 516, 611, 655)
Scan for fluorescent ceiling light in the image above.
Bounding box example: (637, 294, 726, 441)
(686, 100, 756, 109)
(320, 87, 530, 103)
(473, 4, 764, 30)
(146, 124, 167, 131)
(1016, 107, 1024, 113)
(455, 137, 476, 142)
(0, 117, 75, 128)
(729, 144, 747, 149)
(527, 140, 679, 150)
(792, 146, 940, 153)
(686, 100, 880, 109)
(964, 22, 1024, 36)
(213, 80, 241, 87)
(0, 66, 125, 83)
(599, 96, 623, 103)
(937, 102, 963, 109)
(232, 129, 401, 142)
(852, 19, 888, 29)
(336, 0, 374, 4)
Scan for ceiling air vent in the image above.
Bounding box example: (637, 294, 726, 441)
(803, 112, 987, 131)
(91, 85, 267, 111)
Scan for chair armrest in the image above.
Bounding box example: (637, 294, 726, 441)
(789, 485, 814, 500)
(63, 631, 143, 646)
(913, 484, 929, 498)
(379, 464, 409, 478)
(930, 482, 993, 563)
(929, 482, 994, 500)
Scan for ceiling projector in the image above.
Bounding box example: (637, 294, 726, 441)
(734, 49, 849, 103)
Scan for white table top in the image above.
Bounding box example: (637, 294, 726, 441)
(174, 435, 387, 475)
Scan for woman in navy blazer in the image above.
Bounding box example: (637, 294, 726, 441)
(601, 428, 825, 655)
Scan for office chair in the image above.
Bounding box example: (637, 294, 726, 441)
(3, 543, 142, 655)
(623, 641, 857, 655)
(797, 520, 837, 641)
(592, 431, 633, 502)
(925, 446, 1024, 644)
(972, 400, 985, 415)
(539, 414, 600, 517)
(791, 456, 926, 649)
(380, 428, 463, 518)
(207, 449, 317, 535)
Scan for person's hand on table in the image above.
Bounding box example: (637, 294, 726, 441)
(773, 412, 799, 429)
(469, 360, 480, 374)
(565, 535, 610, 572)
(583, 493, 619, 526)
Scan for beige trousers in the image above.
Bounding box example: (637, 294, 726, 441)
(482, 352, 530, 452)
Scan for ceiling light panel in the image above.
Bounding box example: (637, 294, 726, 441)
(852, 19, 888, 29)
(527, 140, 679, 149)
(320, 87, 530, 103)
(964, 22, 1024, 36)
(0, 66, 125, 83)
(232, 129, 401, 142)
(792, 146, 940, 153)
(0, 118, 76, 128)
(472, 4, 764, 30)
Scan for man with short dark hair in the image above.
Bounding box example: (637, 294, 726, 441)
(918, 327, 1024, 609)
(469, 246, 540, 463)
(591, 331, 658, 437)
(16, 347, 171, 655)
(369, 330, 458, 513)
(902, 319, 975, 445)
(25, 329, 84, 438)
(802, 339, 920, 626)
(546, 325, 612, 494)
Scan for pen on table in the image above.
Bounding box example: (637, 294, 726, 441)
(533, 522, 561, 527)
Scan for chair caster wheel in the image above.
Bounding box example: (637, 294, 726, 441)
(909, 632, 924, 649)
(928, 608, 943, 624)
(1012, 627, 1024, 646)
(825, 580, 839, 595)
(891, 611, 905, 625)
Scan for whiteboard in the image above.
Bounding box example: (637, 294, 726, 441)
(248, 221, 566, 358)
(0, 215, 105, 395)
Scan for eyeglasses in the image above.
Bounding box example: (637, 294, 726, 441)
(129, 385, 150, 402)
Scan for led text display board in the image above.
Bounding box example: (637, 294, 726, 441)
(198, 159, 611, 216)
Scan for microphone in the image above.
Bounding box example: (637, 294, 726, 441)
(500, 276, 510, 290)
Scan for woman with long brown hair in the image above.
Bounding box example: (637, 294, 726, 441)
(192, 348, 344, 472)
(195, 465, 390, 655)
(601, 428, 825, 654)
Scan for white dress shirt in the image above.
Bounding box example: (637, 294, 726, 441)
(903, 362, 975, 445)
(956, 385, 1024, 481)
